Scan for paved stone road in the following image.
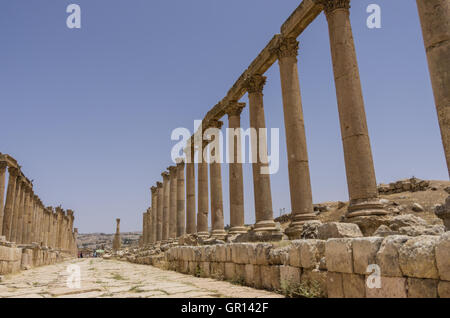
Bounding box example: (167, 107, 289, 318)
(0, 258, 283, 298)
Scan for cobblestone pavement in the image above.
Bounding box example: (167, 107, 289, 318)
(0, 258, 283, 298)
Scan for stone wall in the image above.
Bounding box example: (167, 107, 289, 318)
(0, 241, 67, 275)
(378, 178, 431, 195)
(127, 232, 450, 298)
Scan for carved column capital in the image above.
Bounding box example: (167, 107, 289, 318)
(156, 181, 163, 188)
(8, 166, 20, 177)
(161, 171, 170, 180)
(151, 186, 158, 194)
(0, 161, 7, 171)
(225, 101, 246, 117)
(316, 0, 350, 14)
(244, 74, 267, 94)
(208, 119, 223, 129)
(272, 37, 299, 60)
(168, 166, 177, 175)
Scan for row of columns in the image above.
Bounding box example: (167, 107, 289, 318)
(141, 0, 449, 243)
(0, 154, 77, 252)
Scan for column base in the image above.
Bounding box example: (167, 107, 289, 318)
(196, 231, 210, 238)
(346, 198, 390, 218)
(285, 212, 318, 239)
(210, 229, 227, 240)
(253, 220, 277, 233)
(228, 226, 248, 235)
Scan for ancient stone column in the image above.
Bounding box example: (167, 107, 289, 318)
(168, 166, 178, 240)
(3, 167, 19, 241)
(67, 210, 74, 251)
(0, 160, 7, 236)
(321, 0, 387, 218)
(416, 0, 450, 176)
(24, 190, 34, 244)
(56, 207, 64, 248)
(156, 181, 163, 242)
(176, 160, 186, 237)
(208, 120, 227, 239)
(197, 142, 209, 237)
(31, 196, 38, 243)
(73, 228, 78, 256)
(162, 171, 170, 241)
(11, 176, 23, 243)
(142, 212, 147, 245)
(20, 186, 30, 244)
(244, 75, 277, 232)
(44, 209, 50, 247)
(185, 144, 196, 234)
(273, 36, 317, 238)
(151, 186, 158, 243)
(16, 181, 28, 244)
(52, 211, 58, 248)
(112, 218, 121, 251)
(226, 102, 247, 234)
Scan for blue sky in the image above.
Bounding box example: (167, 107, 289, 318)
(0, 0, 447, 233)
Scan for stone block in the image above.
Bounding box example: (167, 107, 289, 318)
(438, 281, 450, 298)
(210, 262, 225, 280)
(399, 235, 440, 279)
(260, 265, 281, 291)
(301, 269, 327, 296)
(365, 276, 407, 298)
(318, 222, 363, 240)
(299, 239, 325, 269)
(280, 265, 301, 286)
(224, 262, 236, 281)
(376, 235, 409, 277)
(327, 272, 344, 298)
(200, 262, 210, 278)
(436, 232, 450, 280)
(325, 238, 354, 273)
(288, 241, 302, 267)
(235, 264, 246, 282)
(225, 244, 233, 262)
(342, 273, 366, 298)
(244, 264, 262, 288)
(215, 245, 226, 262)
(269, 247, 289, 265)
(352, 237, 383, 275)
(407, 278, 438, 298)
(231, 244, 250, 264)
(254, 243, 272, 265)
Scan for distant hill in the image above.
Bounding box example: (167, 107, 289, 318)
(77, 231, 141, 250)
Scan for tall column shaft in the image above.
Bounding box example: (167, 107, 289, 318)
(156, 182, 163, 242)
(208, 120, 226, 238)
(24, 191, 33, 244)
(10, 178, 22, 242)
(176, 161, 186, 237)
(0, 161, 6, 236)
(416, 0, 450, 177)
(245, 75, 277, 232)
(162, 172, 170, 241)
(197, 156, 209, 236)
(142, 212, 147, 244)
(151, 187, 158, 243)
(226, 103, 247, 234)
(185, 149, 196, 234)
(16, 183, 27, 244)
(168, 166, 178, 240)
(322, 0, 387, 217)
(274, 37, 317, 237)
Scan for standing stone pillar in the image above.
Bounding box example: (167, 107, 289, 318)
(321, 0, 387, 218)
(24, 190, 33, 244)
(197, 142, 209, 237)
(185, 144, 196, 234)
(273, 36, 317, 238)
(156, 181, 163, 242)
(52, 211, 58, 248)
(162, 171, 170, 241)
(38, 201, 45, 244)
(20, 186, 30, 244)
(151, 186, 158, 243)
(16, 181, 28, 244)
(0, 160, 7, 236)
(176, 160, 186, 237)
(226, 102, 247, 234)
(244, 75, 277, 232)
(67, 210, 74, 251)
(168, 166, 178, 241)
(416, 0, 450, 176)
(31, 196, 39, 243)
(44, 209, 50, 247)
(142, 212, 147, 245)
(56, 207, 64, 248)
(416, 0, 450, 228)
(208, 120, 226, 239)
(11, 176, 23, 242)
(73, 228, 78, 256)
(112, 218, 121, 251)
(3, 167, 19, 241)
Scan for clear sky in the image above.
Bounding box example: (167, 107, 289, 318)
(0, 0, 447, 233)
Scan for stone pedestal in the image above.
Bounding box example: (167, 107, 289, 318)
(226, 102, 247, 234)
(208, 120, 227, 239)
(245, 75, 277, 233)
(322, 0, 387, 218)
(176, 160, 186, 237)
(274, 36, 317, 238)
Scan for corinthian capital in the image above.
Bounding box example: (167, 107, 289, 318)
(0, 161, 7, 171)
(315, 0, 350, 14)
(272, 37, 299, 60)
(8, 166, 20, 177)
(244, 74, 267, 94)
(225, 101, 246, 117)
